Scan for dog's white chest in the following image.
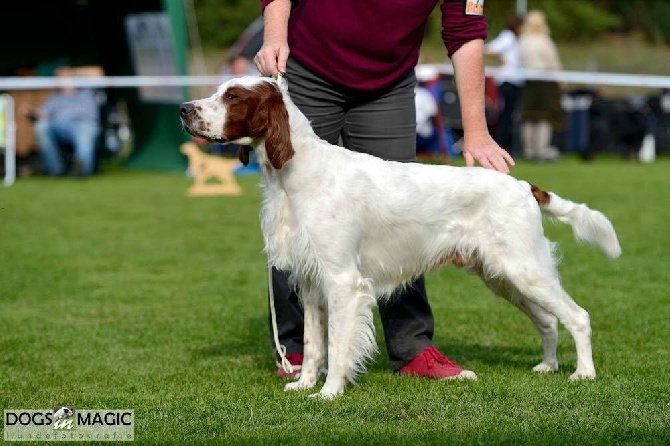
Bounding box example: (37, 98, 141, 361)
(261, 189, 302, 272)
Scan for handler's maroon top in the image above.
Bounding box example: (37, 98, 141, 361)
(261, 0, 488, 91)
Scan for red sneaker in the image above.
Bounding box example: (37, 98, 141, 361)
(276, 353, 303, 379)
(399, 346, 477, 381)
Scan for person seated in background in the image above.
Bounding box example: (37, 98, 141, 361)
(24, 65, 104, 177)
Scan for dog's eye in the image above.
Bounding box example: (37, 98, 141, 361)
(225, 92, 238, 100)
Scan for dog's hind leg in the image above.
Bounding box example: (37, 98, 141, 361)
(482, 277, 559, 373)
(315, 273, 377, 399)
(515, 299, 559, 373)
(499, 264, 595, 380)
(285, 280, 326, 391)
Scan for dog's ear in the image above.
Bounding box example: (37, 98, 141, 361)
(237, 146, 251, 166)
(263, 89, 294, 170)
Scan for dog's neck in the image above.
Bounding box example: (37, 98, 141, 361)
(254, 87, 320, 181)
(279, 89, 318, 148)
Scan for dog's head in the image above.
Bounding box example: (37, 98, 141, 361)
(180, 76, 294, 170)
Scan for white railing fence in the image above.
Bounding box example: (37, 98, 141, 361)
(1, 66, 668, 186)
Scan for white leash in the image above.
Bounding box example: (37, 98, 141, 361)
(268, 264, 294, 374)
(269, 70, 294, 375)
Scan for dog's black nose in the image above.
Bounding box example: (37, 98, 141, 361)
(180, 102, 195, 118)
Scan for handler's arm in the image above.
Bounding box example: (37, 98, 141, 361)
(452, 39, 515, 173)
(255, 0, 292, 76)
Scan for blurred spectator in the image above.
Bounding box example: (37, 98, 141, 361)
(518, 10, 566, 161)
(414, 66, 457, 160)
(219, 17, 263, 77)
(24, 65, 103, 177)
(414, 83, 447, 159)
(486, 15, 523, 155)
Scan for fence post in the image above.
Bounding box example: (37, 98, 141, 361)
(1, 94, 16, 187)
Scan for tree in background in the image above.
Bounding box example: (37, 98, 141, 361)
(193, 0, 670, 51)
(193, 0, 261, 50)
(605, 0, 670, 43)
(425, 0, 620, 47)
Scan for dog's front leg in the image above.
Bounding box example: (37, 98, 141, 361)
(285, 280, 325, 392)
(315, 292, 350, 399)
(315, 274, 377, 399)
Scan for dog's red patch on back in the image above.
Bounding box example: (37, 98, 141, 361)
(531, 184, 551, 206)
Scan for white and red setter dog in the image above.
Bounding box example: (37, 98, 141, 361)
(180, 76, 621, 399)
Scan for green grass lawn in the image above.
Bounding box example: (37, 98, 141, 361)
(1, 157, 669, 444)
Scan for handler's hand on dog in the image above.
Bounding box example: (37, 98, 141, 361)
(255, 39, 290, 77)
(462, 130, 515, 174)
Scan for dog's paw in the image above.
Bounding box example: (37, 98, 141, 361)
(532, 362, 558, 373)
(441, 369, 478, 381)
(308, 390, 339, 400)
(309, 382, 345, 400)
(284, 379, 317, 392)
(569, 370, 596, 381)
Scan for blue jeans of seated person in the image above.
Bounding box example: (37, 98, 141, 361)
(35, 119, 101, 176)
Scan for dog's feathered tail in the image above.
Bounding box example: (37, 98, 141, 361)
(531, 185, 622, 259)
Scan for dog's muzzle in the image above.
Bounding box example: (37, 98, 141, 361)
(180, 102, 196, 118)
(179, 102, 197, 131)
(180, 102, 227, 143)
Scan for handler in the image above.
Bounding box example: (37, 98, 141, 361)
(254, 0, 514, 380)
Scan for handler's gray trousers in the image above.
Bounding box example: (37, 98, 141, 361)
(268, 56, 435, 371)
